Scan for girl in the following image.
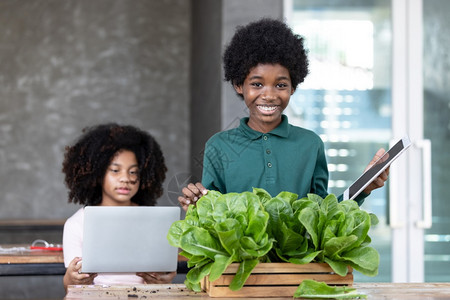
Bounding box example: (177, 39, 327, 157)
(62, 123, 175, 291)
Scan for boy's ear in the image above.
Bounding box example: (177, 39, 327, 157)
(234, 84, 243, 95)
(291, 87, 296, 95)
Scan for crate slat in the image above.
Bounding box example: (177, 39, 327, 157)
(221, 262, 344, 274)
(212, 273, 353, 286)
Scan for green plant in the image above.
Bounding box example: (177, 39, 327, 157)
(258, 188, 379, 277)
(167, 188, 379, 294)
(167, 190, 273, 292)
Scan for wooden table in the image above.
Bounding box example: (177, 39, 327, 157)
(0, 244, 65, 276)
(65, 283, 450, 299)
(0, 245, 189, 276)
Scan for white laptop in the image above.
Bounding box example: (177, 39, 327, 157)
(81, 206, 180, 273)
(343, 136, 411, 201)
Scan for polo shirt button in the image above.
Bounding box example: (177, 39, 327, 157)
(266, 149, 271, 154)
(263, 135, 268, 140)
(267, 162, 272, 168)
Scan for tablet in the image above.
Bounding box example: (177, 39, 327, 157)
(342, 136, 411, 201)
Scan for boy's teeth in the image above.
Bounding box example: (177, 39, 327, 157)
(258, 105, 276, 111)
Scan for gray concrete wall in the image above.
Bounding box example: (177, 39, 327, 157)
(0, 0, 191, 221)
(0, 1, 190, 298)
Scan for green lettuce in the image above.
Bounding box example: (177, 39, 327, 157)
(167, 188, 379, 294)
(261, 191, 379, 277)
(167, 190, 273, 292)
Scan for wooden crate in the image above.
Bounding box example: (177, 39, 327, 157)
(201, 262, 353, 298)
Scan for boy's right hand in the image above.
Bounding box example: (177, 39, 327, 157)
(178, 182, 208, 211)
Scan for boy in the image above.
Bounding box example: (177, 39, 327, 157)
(179, 18, 388, 210)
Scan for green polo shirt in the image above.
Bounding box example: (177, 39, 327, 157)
(201, 115, 367, 205)
(202, 115, 329, 198)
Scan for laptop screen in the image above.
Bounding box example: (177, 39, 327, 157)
(81, 206, 180, 273)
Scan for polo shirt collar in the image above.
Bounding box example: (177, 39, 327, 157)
(239, 115, 290, 140)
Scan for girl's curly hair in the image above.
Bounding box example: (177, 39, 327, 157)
(62, 123, 167, 206)
(223, 18, 309, 97)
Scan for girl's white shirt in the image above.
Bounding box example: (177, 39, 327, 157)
(63, 207, 144, 285)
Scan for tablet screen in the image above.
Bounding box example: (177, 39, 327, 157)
(343, 136, 411, 200)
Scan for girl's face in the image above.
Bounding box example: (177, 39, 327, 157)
(101, 150, 140, 206)
(234, 63, 294, 133)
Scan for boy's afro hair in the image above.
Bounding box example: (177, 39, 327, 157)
(223, 18, 309, 93)
(62, 123, 167, 206)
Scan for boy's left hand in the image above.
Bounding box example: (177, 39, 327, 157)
(362, 148, 390, 195)
(136, 271, 177, 284)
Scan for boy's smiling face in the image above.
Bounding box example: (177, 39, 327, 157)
(235, 63, 295, 133)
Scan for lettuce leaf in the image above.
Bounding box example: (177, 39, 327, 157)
(294, 279, 367, 299)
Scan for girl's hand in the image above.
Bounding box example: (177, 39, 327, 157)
(178, 182, 208, 211)
(363, 148, 390, 195)
(63, 257, 98, 291)
(136, 271, 177, 284)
